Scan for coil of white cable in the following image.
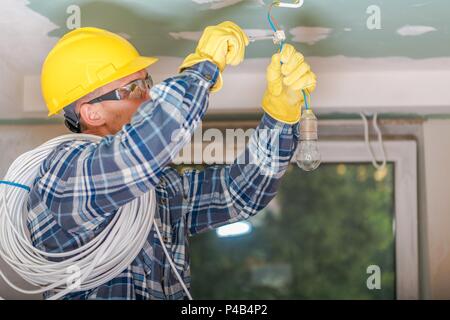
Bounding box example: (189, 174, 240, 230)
(0, 134, 191, 300)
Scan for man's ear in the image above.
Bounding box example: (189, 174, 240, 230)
(79, 103, 106, 128)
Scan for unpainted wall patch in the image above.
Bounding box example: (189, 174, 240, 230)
(397, 25, 437, 36)
(170, 29, 273, 42)
(169, 31, 202, 41)
(290, 27, 333, 45)
(191, 0, 264, 10)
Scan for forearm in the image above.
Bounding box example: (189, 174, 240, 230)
(186, 113, 299, 235)
(246, 113, 298, 177)
(225, 113, 299, 218)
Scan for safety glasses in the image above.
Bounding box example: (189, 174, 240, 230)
(87, 74, 153, 105)
(64, 74, 153, 133)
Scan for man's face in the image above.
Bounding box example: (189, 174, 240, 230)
(77, 69, 150, 136)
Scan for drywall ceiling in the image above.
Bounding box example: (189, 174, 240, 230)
(26, 0, 450, 60)
(0, 0, 450, 119)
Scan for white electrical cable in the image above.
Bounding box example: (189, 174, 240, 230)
(360, 113, 387, 170)
(0, 134, 192, 300)
(153, 223, 193, 300)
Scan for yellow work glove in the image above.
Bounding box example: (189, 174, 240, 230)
(179, 21, 249, 92)
(262, 44, 317, 124)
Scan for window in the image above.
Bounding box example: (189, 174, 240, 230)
(182, 139, 419, 299)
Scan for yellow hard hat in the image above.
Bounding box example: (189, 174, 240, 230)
(42, 27, 158, 116)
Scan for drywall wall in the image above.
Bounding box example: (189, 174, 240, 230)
(21, 56, 450, 116)
(0, 59, 22, 118)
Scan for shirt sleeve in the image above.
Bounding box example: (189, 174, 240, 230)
(183, 113, 299, 236)
(35, 61, 220, 232)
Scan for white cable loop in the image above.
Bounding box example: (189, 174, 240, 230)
(0, 134, 191, 300)
(360, 112, 387, 170)
(154, 223, 193, 300)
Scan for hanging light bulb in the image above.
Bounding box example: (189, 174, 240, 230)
(296, 109, 321, 171)
(259, 1, 319, 171)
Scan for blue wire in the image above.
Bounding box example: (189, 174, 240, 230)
(0, 181, 31, 192)
(303, 90, 309, 110)
(280, 41, 285, 52)
(267, 11, 278, 33)
(268, 4, 310, 111)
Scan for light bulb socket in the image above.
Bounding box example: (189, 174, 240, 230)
(300, 110, 318, 141)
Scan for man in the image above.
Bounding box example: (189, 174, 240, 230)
(28, 22, 316, 299)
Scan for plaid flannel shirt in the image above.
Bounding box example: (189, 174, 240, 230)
(26, 61, 299, 300)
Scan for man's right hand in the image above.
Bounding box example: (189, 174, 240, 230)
(179, 21, 249, 92)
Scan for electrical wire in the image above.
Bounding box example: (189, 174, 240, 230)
(302, 90, 310, 110)
(268, 1, 308, 110)
(267, 2, 285, 51)
(360, 113, 387, 170)
(154, 223, 193, 300)
(0, 134, 192, 300)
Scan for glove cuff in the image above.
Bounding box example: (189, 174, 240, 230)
(179, 52, 224, 73)
(179, 55, 224, 93)
(261, 91, 302, 125)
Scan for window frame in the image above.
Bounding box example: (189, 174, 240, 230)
(178, 137, 419, 300)
(316, 140, 419, 300)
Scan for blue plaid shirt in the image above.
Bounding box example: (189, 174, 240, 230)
(26, 61, 299, 300)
